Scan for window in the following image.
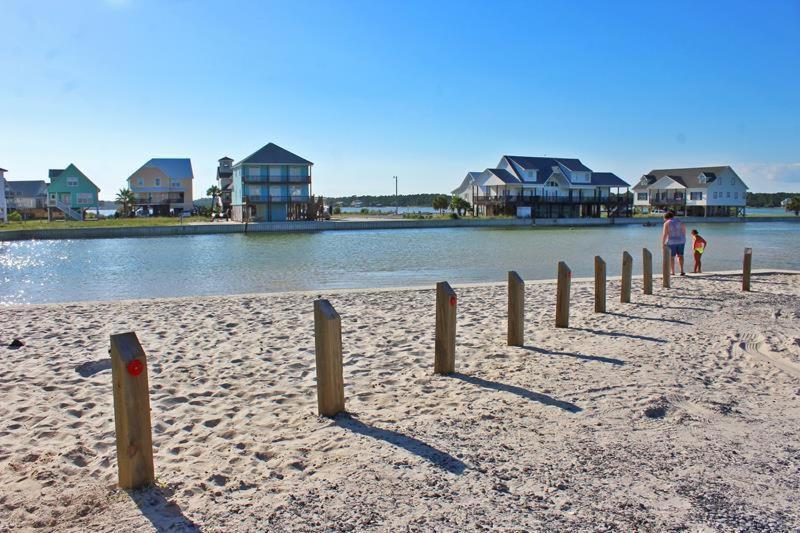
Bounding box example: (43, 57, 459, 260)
(269, 186, 282, 197)
(154, 178, 161, 187)
(731, 177, 735, 185)
(269, 166, 282, 177)
(248, 166, 261, 177)
(727, 192, 731, 198)
(637, 192, 648, 201)
(248, 185, 261, 197)
(289, 185, 303, 197)
(289, 166, 303, 177)
(137, 178, 144, 187)
(67, 177, 78, 187)
(76, 193, 93, 205)
(690, 192, 703, 200)
(171, 181, 181, 188)
(713, 191, 718, 199)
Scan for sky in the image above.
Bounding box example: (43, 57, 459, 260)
(1, 0, 799, 199)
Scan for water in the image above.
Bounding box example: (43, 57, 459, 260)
(1, 222, 797, 305)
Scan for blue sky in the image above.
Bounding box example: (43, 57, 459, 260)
(1, 0, 798, 198)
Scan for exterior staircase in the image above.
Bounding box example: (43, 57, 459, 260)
(49, 199, 83, 221)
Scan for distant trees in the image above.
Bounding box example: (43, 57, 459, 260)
(747, 192, 795, 208)
(449, 196, 471, 216)
(786, 196, 800, 216)
(115, 188, 136, 217)
(432, 195, 449, 213)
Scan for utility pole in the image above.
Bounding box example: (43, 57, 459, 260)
(393, 176, 398, 215)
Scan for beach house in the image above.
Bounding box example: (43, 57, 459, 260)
(454, 156, 631, 218)
(0, 168, 7, 223)
(127, 158, 194, 216)
(4, 179, 49, 220)
(632, 166, 748, 217)
(231, 143, 314, 222)
(47, 164, 100, 220)
(216, 157, 234, 210)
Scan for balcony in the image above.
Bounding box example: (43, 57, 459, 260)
(243, 175, 311, 184)
(649, 194, 685, 206)
(473, 194, 625, 206)
(244, 195, 311, 203)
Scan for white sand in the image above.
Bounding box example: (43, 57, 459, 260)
(1, 272, 799, 530)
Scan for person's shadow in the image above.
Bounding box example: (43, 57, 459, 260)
(449, 373, 582, 413)
(521, 345, 624, 366)
(129, 484, 199, 532)
(334, 413, 467, 475)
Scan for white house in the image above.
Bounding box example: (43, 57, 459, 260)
(453, 156, 630, 218)
(0, 168, 7, 223)
(632, 166, 748, 217)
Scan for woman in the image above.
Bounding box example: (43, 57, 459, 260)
(662, 211, 686, 276)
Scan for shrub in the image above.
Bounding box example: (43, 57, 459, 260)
(333, 206, 341, 215)
(8, 211, 22, 222)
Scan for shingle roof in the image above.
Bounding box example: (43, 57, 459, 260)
(590, 172, 629, 187)
(487, 168, 521, 184)
(632, 175, 658, 191)
(5, 180, 48, 197)
(48, 169, 64, 179)
(642, 166, 731, 189)
(236, 143, 313, 166)
(452, 171, 484, 194)
(131, 158, 194, 181)
(218, 156, 234, 162)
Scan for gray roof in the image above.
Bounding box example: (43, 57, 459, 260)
(236, 143, 313, 166)
(5, 180, 48, 197)
(131, 158, 194, 180)
(487, 168, 520, 184)
(503, 156, 629, 187)
(48, 169, 64, 179)
(218, 156, 234, 162)
(639, 166, 731, 189)
(590, 172, 629, 187)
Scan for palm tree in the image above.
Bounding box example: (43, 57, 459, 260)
(787, 196, 800, 216)
(206, 185, 221, 198)
(115, 188, 136, 217)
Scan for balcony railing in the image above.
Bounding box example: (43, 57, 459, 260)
(473, 194, 626, 206)
(245, 195, 311, 203)
(243, 176, 311, 184)
(649, 195, 685, 206)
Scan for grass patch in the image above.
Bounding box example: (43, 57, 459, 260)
(0, 216, 210, 232)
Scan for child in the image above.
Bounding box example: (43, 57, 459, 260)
(690, 229, 707, 273)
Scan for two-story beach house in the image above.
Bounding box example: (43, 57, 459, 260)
(127, 158, 194, 215)
(231, 143, 313, 222)
(47, 164, 100, 220)
(216, 157, 234, 210)
(632, 166, 748, 217)
(453, 155, 631, 218)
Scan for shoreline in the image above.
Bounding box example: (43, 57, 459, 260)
(6, 268, 799, 308)
(1, 215, 798, 242)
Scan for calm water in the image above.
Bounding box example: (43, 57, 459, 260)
(1, 222, 797, 305)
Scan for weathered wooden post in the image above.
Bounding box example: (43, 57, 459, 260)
(621, 251, 633, 303)
(314, 299, 345, 417)
(642, 248, 653, 295)
(110, 332, 154, 490)
(662, 245, 671, 288)
(594, 256, 606, 313)
(555, 262, 571, 328)
(435, 282, 457, 374)
(507, 271, 524, 346)
(742, 247, 753, 292)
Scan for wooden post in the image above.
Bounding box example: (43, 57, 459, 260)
(435, 282, 456, 374)
(742, 247, 752, 292)
(594, 256, 606, 313)
(621, 251, 633, 303)
(314, 299, 345, 417)
(110, 332, 155, 490)
(642, 248, 653, 295)
(507, 271, 524, 346)
(555, 262, 571, 328)
(662, 244, 671, 288)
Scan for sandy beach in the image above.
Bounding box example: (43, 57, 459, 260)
(1, 271, 799, 530)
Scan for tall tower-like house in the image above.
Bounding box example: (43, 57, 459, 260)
(0, 168, 8, 223)
(217, 157, 234, 208)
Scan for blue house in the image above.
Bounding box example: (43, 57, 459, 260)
(231, 143, 313, 222)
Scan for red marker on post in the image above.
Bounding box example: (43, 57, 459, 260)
(127, 359, 144, 377)
(449, 295, 457, 307)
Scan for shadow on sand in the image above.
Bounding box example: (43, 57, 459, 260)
(129, 485, 199, 532)
(571, 327, 667, 344)
(604, 311, 693, 326)
(334, 413, 467, 474)
(522, 345, 624, 366)
(450, 373, 581, 413)
(75, 359, 112, 378)
(632, 302, 713, 312)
